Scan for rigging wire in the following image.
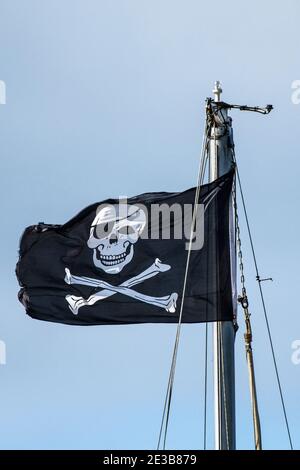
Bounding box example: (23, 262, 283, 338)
(233, 157, 294, 450)
(203, 322, 208, 449)
(219, 323, 230, 449)
(201, 141, 210, 451)
(234, 178, 262, 450)
(157, 115, 211, 450)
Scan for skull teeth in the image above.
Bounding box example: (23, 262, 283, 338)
(99, 252, 128, 266)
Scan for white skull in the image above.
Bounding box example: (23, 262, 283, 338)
(87, 204, 146, 274)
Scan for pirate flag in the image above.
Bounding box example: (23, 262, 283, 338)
(16, 169, 235, 326)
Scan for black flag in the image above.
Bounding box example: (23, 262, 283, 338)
(16, 169, 235, 325)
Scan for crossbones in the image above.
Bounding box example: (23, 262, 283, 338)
(64, 258, 178, 315)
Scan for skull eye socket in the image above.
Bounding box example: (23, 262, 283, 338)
(118, 225, 136, 235)
(94, 221, 114, 239)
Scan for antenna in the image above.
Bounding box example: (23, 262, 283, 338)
(213, 81, 222, 103)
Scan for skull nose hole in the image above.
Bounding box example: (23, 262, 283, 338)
(109, 233, 118, 244)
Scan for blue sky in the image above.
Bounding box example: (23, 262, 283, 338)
(0, 0, 299, 449)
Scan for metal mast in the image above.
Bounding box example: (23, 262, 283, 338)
(209, 81, 236, 450)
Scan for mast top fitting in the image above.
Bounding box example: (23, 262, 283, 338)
(213, 81, 222, 102)
(210, 81, 273, 115)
